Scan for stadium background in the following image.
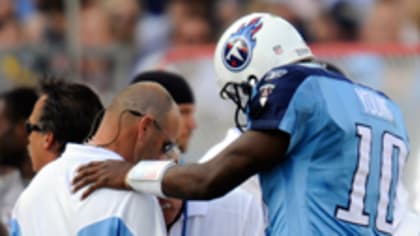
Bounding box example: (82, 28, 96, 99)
(0, 0, 419, 212)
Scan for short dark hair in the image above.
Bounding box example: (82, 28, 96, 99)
(0, 87, 38, 123)
(38, 78, 104, 153)
(131, 71, 195, 105)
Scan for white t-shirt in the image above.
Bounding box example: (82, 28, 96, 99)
(11, 144, 166, 236)
(169, 188, 265, 236)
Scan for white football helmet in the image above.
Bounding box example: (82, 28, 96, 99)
(214, 12, 313, 89)
(213, 12, 314, 131)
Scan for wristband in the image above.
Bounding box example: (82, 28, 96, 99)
(125, 160, 175, 198)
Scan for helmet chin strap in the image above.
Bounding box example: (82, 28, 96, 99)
(219, 76, 257, 132)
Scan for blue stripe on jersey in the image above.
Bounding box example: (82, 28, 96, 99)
(248, 64, 350, 131)
(10, 219, 21, 236)
(77, 217, 134, 236)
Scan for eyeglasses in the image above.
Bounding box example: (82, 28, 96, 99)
(128, 109, 180, 159)
(25, 122, 44, 134)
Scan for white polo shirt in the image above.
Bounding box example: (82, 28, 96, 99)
(11, 144, 166, 236)
(169, 188, 265, 236)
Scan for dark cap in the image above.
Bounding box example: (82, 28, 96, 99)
(131, 71, 195, 105)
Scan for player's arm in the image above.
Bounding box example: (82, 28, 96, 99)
(162, 129, 289, 199)
(73, 129, 289, 199)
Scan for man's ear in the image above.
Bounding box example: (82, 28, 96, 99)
(43, 132, 55, 150)
(136, 115, 154, 141)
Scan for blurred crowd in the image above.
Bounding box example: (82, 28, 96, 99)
(0, 0, 419, 92)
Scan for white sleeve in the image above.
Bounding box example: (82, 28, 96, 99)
(125, 160, 175, 198)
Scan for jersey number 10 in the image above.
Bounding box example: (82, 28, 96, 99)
(335, 124, 408, 234)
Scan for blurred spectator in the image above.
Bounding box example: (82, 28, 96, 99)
(0, 0, 39, 89)
(167, 0, 208, 30)
(359, 0, 419, 44)
(0, 0, 16, 24)
(103, 0, 140, 45)
(136, 0, 211, 54)
(15, 0, 36, 22)
(307, 2, 360, 43)
(171, 15, 212, 46)
(134, 0, 213, 73)
(79, 3, 114, 91)
(35, 0, 66, 46)
(414, 1, 420, 28)
(246, 1, 310, 41)
(213, 0, 245, 36)
(22, 13, 44, 44)
(317, 0, 375, 20)
(135, 13, 170, 55)
(0, 0, 22, 48)
(142, 0, 166, 15)
(0, 17, 22, 49)
(400, 0, 420, 44)
(80, 5, 113, 47)
(17, 0, 70, 82)
(0, 87, 37, 229)
(307, 11, 340, 43)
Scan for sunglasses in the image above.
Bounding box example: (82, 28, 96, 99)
(25, 122, 44, 134)
(128, 110, 180, 159)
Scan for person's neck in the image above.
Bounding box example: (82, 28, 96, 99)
(89, 136, 133, 163)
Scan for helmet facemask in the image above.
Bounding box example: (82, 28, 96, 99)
(219, 76, 257, 132)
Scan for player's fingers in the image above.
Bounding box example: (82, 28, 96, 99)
(72, 164, 102, 185)
(81, 178, 105, 200)
(76, 161, 103, 173)
(72, 172, 101, 193)
(81, 186, 95, 200)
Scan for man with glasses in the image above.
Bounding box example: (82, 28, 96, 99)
(12, 80, 178, 235)
(25, 78, 104, 172)
(130, 71, 265, 236)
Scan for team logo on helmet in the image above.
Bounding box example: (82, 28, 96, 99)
(222, 17, 263, 72)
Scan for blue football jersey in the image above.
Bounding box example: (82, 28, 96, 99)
(247, 63, 410, 236)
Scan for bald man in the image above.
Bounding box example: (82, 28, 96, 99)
(11, 82, 180, 236)
(130, 71, 265, 236)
